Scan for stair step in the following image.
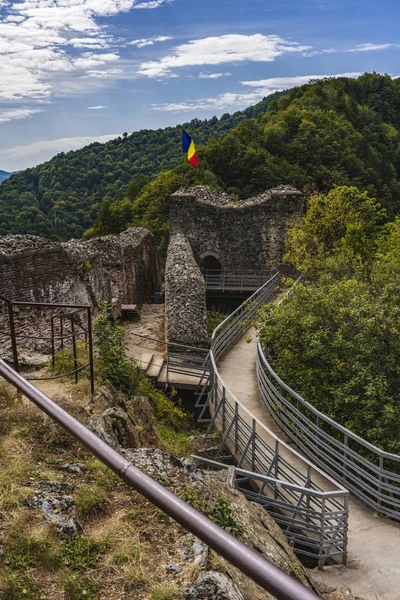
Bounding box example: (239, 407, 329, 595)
(146, 356, 164, 380)
(137, 352, 153, 371)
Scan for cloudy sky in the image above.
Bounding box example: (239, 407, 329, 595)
(0, 0, 399, 171)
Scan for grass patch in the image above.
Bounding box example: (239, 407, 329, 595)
(64, 575, 100, 600)
(0, 572, 39, 600)
(59, 537, 104, 572)
(3, 521, 61, 572)
(154, 422, 194, 457)
(75, 485, 110, 521)
(84, 460, 121, 491)
(150, 585, 180, 600)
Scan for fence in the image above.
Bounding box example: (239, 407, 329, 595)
(0, 296, 95, 393)
(0, 358, 322, 600)
(257, 344, 400, 520)
(203, 270, 273, 293)
(201, 273, 349, 567)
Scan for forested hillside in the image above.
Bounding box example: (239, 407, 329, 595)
(91, 73, 400, 257)
(0, 93, 283, 241)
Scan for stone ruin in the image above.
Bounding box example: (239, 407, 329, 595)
(165, 185, 303, 348)
(0, 228, 161, 362)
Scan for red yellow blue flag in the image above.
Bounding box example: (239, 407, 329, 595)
(182, 129, 198, 167)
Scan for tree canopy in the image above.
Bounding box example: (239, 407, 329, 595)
(257, 185, 400, 454)
(0, 93, 283, 241)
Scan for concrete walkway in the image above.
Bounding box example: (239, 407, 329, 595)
(219, 328, 400, 600)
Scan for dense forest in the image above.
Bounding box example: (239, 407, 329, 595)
(88, 73, 400, 257)
(0, 93, 283, 241)
(257, 186, 400, 453)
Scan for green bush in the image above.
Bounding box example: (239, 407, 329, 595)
(94, 302, 139, 394)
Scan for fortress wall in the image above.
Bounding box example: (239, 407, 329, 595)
(170, 185, 304, 274)
(165, 234, 208, 348)
(0, 236, 90, 304)
(0, 229, 161, 361)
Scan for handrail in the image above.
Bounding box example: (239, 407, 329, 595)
(257, 343, 400, 519)
(205, 273, 349, 567)
(0, 358, 321, 600)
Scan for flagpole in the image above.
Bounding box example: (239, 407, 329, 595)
(181, 129, 185, 188)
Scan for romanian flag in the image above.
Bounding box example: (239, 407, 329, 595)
(182, 130, 198, 167)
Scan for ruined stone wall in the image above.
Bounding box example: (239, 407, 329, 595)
(165, 234, 208, 348)
(170, 185, 303, 275)
(0, 229, 161, 361)
(66, 228, 162, 307)
(0, 235, 91, 304)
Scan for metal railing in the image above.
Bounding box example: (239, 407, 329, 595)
(203, 270, 273, 293)
(0, 296, 95, 393)
(200, 273, 349, 567)
(257, 344, 400, 520)
(0, 359, 322, 600)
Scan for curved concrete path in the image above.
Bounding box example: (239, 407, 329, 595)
(219, 327, 400, 600)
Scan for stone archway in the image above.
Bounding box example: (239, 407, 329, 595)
(200, 251, 222, 274)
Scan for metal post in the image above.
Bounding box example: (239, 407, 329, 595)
(234, 402, 239, 454)
(7, 300, 19, 373)
(50, 315, 55, 368)
(378, 455, 384, 508)
(222, 387, 226, 432)
(251, 419, 256, 471)
(87, 307, 95, 395)
(60, 315, 64, 351)
(70, 316, 78, 384)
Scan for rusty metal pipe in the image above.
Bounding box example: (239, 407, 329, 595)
(0, 359, 322, 600)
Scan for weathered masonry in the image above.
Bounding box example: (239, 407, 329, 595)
(0, 228, 161, 361)
(0, 228, 161, 307)
(165, 185, 303, 347)
(169, 185, 303, 274)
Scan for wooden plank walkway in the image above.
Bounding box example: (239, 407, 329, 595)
(219, 327, 400, 600)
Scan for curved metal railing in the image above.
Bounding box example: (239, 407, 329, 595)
(205, 273, 349, 567)
(257, 344, 400, 520)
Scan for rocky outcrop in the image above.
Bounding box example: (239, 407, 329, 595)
(165, 233, 208, 348)
(88, 385, 158, 449)
(121, 447, 317, 600)
(182, 571, 245, 600)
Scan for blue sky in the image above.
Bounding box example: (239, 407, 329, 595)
(0, 0, 399, 171)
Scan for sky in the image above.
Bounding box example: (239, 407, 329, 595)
(0, 0, 399, 171)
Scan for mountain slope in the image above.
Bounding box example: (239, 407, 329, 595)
(0, 170, 12, 184)
(102, 73, 400, 258)
(0, 92, 284, 240)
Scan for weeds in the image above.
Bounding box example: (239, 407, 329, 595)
(64, 575, 100, 600)
(212, 498, 244, 537)
(59, 537, 104, 572)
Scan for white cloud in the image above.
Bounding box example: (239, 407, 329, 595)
(348, 43, 399, 52)
(87, 105, 107, 109)
(0, 133, 120, 170)
(305, 43, 399, 57)
(138, 33, 311, 78)
(0, 107, 42, 122)
(134, 0, 172, 8)
(129, 35, 172, 48)
(0, 0, 173, 102)
(152, 72, 363, 112)
(197, 72, 232, 79)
